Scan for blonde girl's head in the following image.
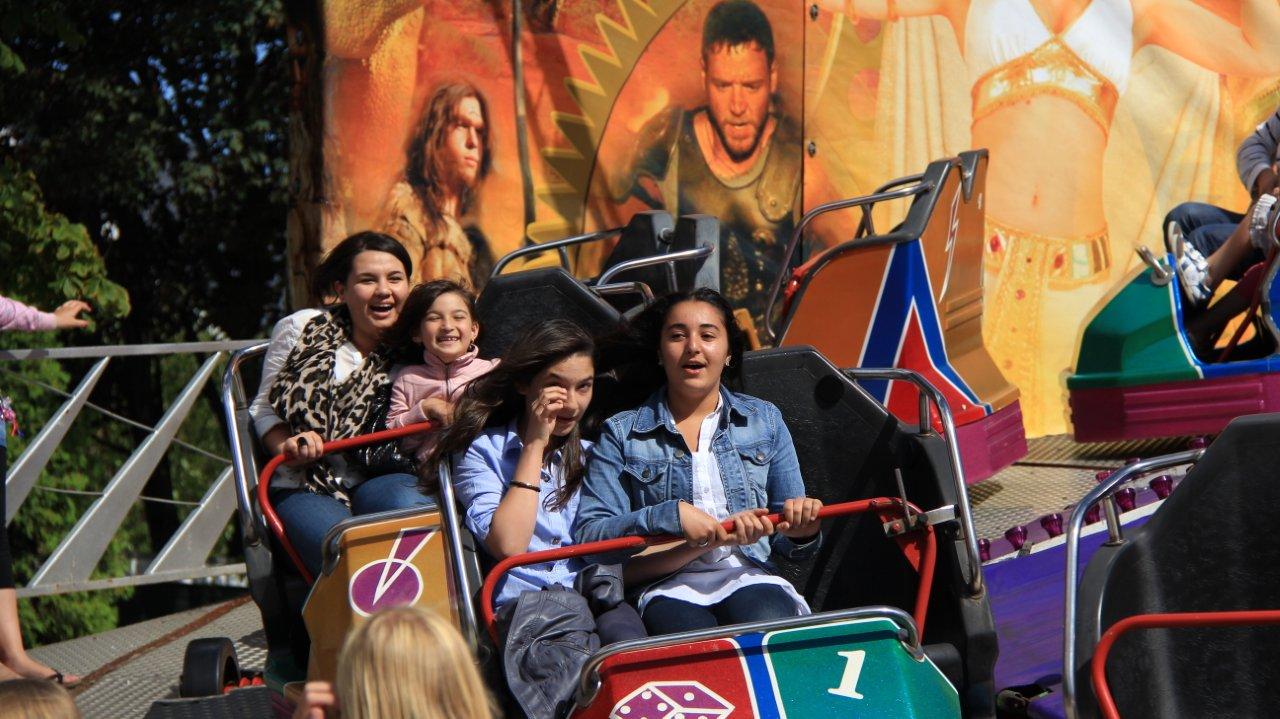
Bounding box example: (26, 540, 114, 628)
(337, 606, 492, 719)
(0, 679, 81, 719)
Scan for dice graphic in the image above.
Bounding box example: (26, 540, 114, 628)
(610, 681, 734, 719)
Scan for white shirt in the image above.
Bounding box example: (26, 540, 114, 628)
(639, 401, 809, 614)
(248, 308, 367, 489)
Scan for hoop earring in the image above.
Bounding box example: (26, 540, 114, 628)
(468, 342, 477, 353)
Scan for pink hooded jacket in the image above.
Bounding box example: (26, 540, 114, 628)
(387, 346, 499, 462)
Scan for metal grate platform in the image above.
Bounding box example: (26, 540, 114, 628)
(30, 598, 266, 718)
(968, 433, 1196, 539)
(23, 433, 1196, 717)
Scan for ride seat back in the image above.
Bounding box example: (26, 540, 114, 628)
(1075, 413, 1280, 718)
(780, 153, 1018, 428)
(222, 345, 311, 664)
(598, 213, 721, 298)
(740, 345, 997, 716)
(475, 267, 623, 360)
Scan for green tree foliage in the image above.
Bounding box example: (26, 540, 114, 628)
(1, 0, 291, 643)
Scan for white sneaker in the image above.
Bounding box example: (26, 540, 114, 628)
(1248, 193, 1279, 251)
(1174, 239, 1212, 307)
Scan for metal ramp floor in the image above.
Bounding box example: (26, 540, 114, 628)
(28, 433, 1191, 717)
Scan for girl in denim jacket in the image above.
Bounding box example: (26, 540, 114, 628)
(575, 289, 823, 635)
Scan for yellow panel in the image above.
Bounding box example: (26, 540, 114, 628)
(301, 510, 457, 683)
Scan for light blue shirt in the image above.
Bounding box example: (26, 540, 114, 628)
(453, 420, 590, 608)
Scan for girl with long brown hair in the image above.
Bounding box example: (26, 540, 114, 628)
(425, 319, 596, 606)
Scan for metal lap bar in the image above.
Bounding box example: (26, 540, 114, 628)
(762, 182, 932, 342)
(1091, 609, 1280, 719)
(594, 281, 655, 305)
(222, 342, 270, 547)
(255, 422, 436, 585)
(841, 367, 983, 596)
(1061, 449, 1203, 719)
(435, 461, 482, 647)
(479, 498, 937, 644)
(490, 227, 622, 277)
(595, 244, 715, 287)
(576, 605, 922, 706)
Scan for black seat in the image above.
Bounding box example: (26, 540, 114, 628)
(1074, 413, 1280, 718)
(597, 213, 721, 303)
(740, 345, 997, 718)
(475, 267, 624, 360)
(227, 361, 312, 672)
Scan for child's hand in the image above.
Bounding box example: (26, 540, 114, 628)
(777, 497, 823, 539)
(419, 397, 454, 425)
(725, 508, 774, 546)
(523, 385, 567, 447)
(678, 501, 729, 549)
(291, 680, 338, 719)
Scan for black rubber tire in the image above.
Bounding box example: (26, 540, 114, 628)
(179, 637, 240, 698)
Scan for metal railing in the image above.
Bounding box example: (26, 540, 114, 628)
(763, 181, 932, 343)
(842, 367, 982, 595)
(1061, 449, 1203, 719)
(1, 340, 263, 598)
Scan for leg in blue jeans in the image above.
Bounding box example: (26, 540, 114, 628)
(271, 474, 427, 578)
(713, 584, 798, 625)
(348, 472, 431, 515)
(643, 596, 718, 635)
(271, 489, 352, 578)
(1165, 202, 1256, 279)
(643, 584, 799, 635)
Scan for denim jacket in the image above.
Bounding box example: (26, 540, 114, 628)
(573, 387, 821, 568)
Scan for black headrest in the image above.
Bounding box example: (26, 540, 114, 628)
(476, 267, 623, 360)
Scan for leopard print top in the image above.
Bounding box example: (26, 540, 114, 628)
(268, 307, 392, 502)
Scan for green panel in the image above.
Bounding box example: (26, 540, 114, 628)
(763, 618, 960, 718)
(1068, 268, 1199, 389)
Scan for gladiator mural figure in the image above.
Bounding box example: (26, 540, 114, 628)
(624, 0, 802, 332)
(381, 81, 494, 289)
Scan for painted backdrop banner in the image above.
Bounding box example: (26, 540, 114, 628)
(306, 0, 1280, 436)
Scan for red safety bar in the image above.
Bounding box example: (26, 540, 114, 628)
(480, 497, 937, 644)
(256, 422, 435, 584)
(1091, 608, 1280, 719)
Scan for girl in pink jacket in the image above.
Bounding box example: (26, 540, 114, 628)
(384, 280, 498, 462)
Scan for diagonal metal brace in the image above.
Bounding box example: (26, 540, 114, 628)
(145, 467, 236, 574)
(6, 358, 110, 525)
(29, 353, 223, 586)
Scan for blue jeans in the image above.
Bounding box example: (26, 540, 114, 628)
(1165, 202, 1256, 280)
(271, 473, 429, 577)
(642, 584, 798, 635)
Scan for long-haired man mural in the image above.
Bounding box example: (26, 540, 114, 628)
(381, 81, 495, 289)
(814, 0, 1280, 435)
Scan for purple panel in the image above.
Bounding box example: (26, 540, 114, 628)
(957, 400, 1029, 483)
(1071, 372, 1280, 443)
(986, 514, 1153, 716)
